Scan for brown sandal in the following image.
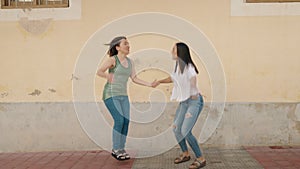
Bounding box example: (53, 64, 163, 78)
(174, 154, 191, 164)
(189, 159, 206, 169)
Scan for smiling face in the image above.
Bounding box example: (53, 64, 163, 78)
(116, 39, 130, 55)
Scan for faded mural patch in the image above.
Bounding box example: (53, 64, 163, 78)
(18, 17, 53, 36)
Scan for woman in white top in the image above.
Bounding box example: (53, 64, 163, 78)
(154, 42, 206, 169)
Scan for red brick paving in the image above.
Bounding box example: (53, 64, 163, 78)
(0, 150, 135, 169)
(1, 146, 300, 169)
(245, 146, 300, 169)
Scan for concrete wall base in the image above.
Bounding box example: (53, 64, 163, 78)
(0, 102, 299, 153)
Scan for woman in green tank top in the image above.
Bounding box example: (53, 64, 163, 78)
(97, 36, 156, 161)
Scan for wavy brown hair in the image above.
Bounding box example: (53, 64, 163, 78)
(107, 36, 127, 57)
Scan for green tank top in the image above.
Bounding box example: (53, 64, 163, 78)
(102, 55, 132, 100)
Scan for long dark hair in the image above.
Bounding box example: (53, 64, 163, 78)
(175, 42, 199, 74)
(106, 36, 127, 57)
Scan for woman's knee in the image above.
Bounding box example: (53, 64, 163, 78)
(181, 128, 192, 138)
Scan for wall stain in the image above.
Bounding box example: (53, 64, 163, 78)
(287, 105, 297, 120)
(0, 85, 9, 92)
(28, 89, 41, 96)
(255, 104, 264, 113)
(71, 74, 79, 81)
(294, 104, 300, 121)
(0, 105, 7, 112)
(294, 122, 300, 134)
(48, 88, 56, 93)
(1, 92, 8, 98)
(18, 17, 53, 36)
(0, 85, 9, 98)
(209, 107, 221, 120)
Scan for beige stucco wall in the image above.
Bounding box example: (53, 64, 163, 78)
(1, 0, 300, 153)
(0, 0, 299, 103)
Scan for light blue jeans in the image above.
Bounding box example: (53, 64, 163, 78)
(104, 96, 130, 150)
(173, 94, 204, 158)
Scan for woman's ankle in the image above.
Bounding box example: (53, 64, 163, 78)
(197, 156, 205, 162)
(182, 151, 190, 156)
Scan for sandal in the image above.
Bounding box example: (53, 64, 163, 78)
(111, 149, 126, 161)
(120, 149, 130, 160)
(174, 154, 191, 164)
(189, 159, 206, 169)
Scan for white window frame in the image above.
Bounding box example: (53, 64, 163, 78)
(231, 0, 300, 16)
(0, 0, 81, 21)
(1, 0, 69, 9)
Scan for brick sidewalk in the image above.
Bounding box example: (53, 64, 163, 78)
(132, 147, 263, 169)
(0, 151, 134, 169)
(0, 146, 299, 169)
(245, 146, 300, 169)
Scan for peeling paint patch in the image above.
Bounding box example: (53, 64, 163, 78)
(209, 107, 221, 120)
(294, 122, 300, 134)
(0, 105, 7, 112)
(255, 104, 264, 113)
(71, 74, 79, 80)
(1, 92, 8, 98)
(0, 85, 9, 98)
(18, 17, 52, 36)
(48, 88, 56, 93)
(28, 89, 41, 96)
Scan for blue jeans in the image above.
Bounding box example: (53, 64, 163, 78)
(173, 94, 204, 158)
(104, 96, 130, 150)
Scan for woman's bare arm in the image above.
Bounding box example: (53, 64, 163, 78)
(97, 57, 115, 82)
(130, 59, 154, 87)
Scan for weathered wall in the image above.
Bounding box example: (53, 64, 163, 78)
(0, 0, 300, 152)
(0, 102, 299, 153)
(0, 0, 299, 102)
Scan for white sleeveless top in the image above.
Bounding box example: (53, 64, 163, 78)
(170, 64, 199, 102)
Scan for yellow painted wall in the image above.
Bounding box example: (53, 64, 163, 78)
(0, 0, 299, 102)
